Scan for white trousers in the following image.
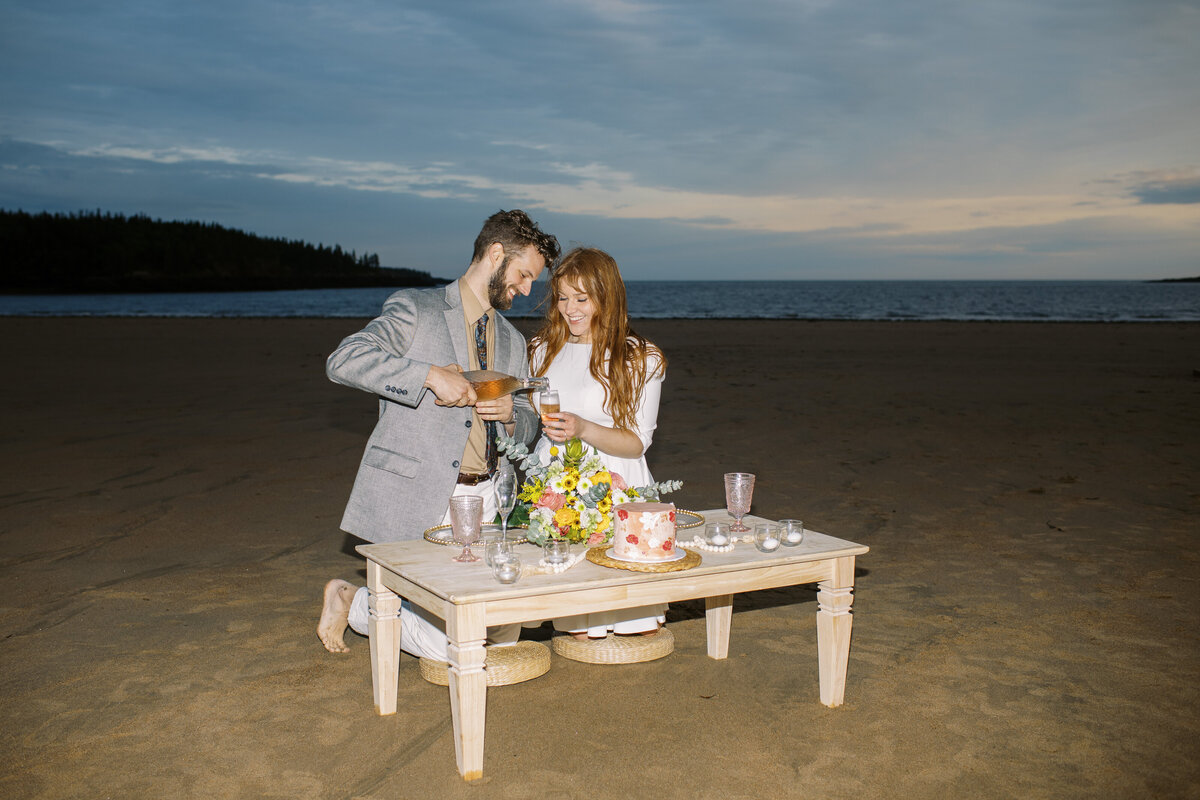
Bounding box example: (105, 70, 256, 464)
(345, 480, 522, 660)
(553, 606, 667, 637)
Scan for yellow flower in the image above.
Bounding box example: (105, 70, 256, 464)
(549, 446, 559, 456)
(597, 495, 612, 514)
(561, 473, 578, 492)
(593, 470, 611, 485)
(596, 514, 611, 533)
(554, 507, 580, 529)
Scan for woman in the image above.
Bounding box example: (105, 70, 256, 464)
(529, 247, 668, 640)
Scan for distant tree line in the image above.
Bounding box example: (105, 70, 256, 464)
(0, 209, 446, 293)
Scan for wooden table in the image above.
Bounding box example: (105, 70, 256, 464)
(357, 511, 868, 780)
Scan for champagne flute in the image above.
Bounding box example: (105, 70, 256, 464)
(494, 463, 518, 542)
(538, 390, 560, 424)
(449, 495, 483, 563)
(724, 472, 755, 533)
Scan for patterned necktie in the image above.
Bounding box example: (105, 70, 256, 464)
(474, 315, 497, 472)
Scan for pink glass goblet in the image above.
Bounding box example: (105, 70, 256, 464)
(724, 472, 755, 533)
(449, 495, 484, 563)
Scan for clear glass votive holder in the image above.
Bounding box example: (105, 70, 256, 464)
(492, 553, 522, 584)
(705, 521, 732, 547)
(779, 519, 805, 546)
(485, 538, 512, 567)
(543, 539, 570, 565)
(753, 523, 781, 553)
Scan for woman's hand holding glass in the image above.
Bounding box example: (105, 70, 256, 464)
(541, 410, 586, 442)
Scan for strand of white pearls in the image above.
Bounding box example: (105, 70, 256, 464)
(678, 535, 753, 553)
(529, 550, 588, 574)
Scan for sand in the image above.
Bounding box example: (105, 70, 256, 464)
(0, 317, 1197, 799)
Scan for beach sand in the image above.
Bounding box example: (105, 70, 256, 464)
(0, 317, 1197, 799)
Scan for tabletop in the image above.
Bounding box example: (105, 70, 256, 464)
(357, 510, 868, 605)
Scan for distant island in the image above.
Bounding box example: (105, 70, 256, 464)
(0, 209, 447, 293)
(1149, 276, 1200, 283)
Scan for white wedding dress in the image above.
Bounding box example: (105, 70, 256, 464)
(532, 341, 668, 636)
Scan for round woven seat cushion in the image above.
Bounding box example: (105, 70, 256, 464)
(419, 640, 551, 687)
(551, 627, 675, 664)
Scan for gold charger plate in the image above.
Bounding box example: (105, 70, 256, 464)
(674, 509, 705, 530)
(423, 523, 529, 546)
(586, 546, 701, 572)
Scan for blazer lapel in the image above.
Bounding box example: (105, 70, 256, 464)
(443, 281, 470, 367)
(493, 314, 516, 372)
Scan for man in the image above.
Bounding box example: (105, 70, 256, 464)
(317, 209, 559, 656)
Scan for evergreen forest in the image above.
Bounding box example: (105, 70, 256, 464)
(0, 210, 445, 292)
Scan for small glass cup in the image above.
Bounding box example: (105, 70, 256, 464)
(779, 519, 805, 547)
(485, 537, 512, 567)
(492, 552, 522, 584)
(753, 523, 781, 553)
(543, 539, 570, 565)
(705, 521, 732, 548)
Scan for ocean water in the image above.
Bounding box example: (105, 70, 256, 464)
(0, 280, 1196, 322)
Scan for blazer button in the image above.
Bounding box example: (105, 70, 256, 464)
(401, 389, 407, 395)
(465, 420, 472, 428)
(452, 460, 460, 469)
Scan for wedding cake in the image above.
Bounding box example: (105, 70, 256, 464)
(611, 502, 678, 562)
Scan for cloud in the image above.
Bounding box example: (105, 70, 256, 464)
(12, 137, 1200, 248)
(1127, 169, 1200, 205)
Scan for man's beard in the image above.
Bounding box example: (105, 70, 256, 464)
(487, 255, 513, 310)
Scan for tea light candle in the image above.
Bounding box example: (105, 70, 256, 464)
(493, 558, 521, 584)
(754, 524, 781, 552)
(710, 531, 729, 547)
(779, 519, 804, 546)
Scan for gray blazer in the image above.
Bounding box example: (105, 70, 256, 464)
(327, 281, 539, 543)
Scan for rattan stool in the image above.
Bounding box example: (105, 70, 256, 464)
(419, 640, 551, 687)
(551, 627, 675, 664)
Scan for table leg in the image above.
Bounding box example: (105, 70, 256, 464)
(705, 594, 734, 659)
(445, 605, 487, 781)
(816, 556, 856, 707)
(366, 560, 402, 716)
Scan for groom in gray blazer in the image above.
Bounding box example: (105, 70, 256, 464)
(318, 210, 560, 655)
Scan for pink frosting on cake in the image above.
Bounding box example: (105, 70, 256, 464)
(612, 502, 677, 562)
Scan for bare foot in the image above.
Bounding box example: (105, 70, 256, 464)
(318, 579, 356, 653)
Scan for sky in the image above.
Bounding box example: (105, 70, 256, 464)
(1, 0, 1198, 281)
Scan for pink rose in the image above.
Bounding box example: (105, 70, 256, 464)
(535, 491, 566, 512)
(586, 531, 606, 546)
(611, 472, 627, 491)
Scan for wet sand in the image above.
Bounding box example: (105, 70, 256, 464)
(0, 317, 1197, 799)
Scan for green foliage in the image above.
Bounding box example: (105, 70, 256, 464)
(0, 209, 444, 293)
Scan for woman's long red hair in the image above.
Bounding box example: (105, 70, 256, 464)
(529, 248, 665, 432)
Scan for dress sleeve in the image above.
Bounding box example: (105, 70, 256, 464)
(630, 352, 664, 456)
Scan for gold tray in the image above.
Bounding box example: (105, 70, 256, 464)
(674, 509, 705, 530)
(423, 523, 529, 546)
(586, 546, 701, 572)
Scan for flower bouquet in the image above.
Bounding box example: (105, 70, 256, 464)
(496, 434, 682, 547)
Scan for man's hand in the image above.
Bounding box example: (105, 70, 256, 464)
(425, 364, 476, 407)
(475, 394, 515, 425)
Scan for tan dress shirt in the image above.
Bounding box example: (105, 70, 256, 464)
(458, 278, 495, 475)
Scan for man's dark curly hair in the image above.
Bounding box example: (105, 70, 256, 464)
(471, 209, 560, 271)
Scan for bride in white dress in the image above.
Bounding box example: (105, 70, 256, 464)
(528, 247, 668, 640)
